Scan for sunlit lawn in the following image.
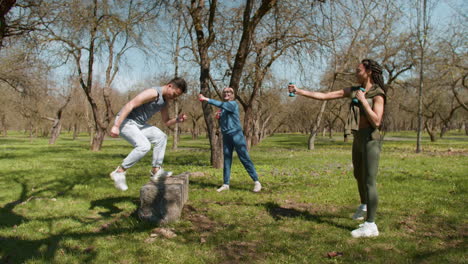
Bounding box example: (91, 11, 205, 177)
(0, 131, 466, 263)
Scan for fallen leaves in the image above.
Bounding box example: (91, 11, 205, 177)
(326, 251, 344, 258)
(151, 228, 177, 239)
(144, 228, 177, 243)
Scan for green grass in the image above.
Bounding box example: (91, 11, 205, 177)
(0, 131, 467, 263)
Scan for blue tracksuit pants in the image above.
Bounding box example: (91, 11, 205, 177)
(223, 130, 259, 185)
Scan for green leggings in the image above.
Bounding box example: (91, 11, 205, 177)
(352, 128, 382, 222)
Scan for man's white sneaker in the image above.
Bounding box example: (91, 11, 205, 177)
(352, 204, 367, 220)
(351, 222, 379, 238)
(150, 168, 173, 182)
(253, 181, 262, 192)
(217, 184, 229, 192)
(110, 167, 128, 191)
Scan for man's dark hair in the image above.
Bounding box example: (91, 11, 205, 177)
(168, 77, 187, 94)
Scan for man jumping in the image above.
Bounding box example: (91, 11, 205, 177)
(109, 77, 188, 191)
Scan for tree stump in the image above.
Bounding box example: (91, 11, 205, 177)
(138, 172, 189, 224)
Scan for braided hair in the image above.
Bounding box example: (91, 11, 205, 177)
(361, 59, 387, 96)
(361, 59, 389, 133)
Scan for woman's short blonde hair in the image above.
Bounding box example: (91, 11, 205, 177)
(223, 87, 235, 101)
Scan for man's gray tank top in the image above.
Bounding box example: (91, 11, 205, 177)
(126, 86, 166, 124)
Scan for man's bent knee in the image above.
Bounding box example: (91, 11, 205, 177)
(137, 143, 152, 153)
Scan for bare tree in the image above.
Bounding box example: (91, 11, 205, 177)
(186, 0, 223, 168)
(414, 0, 435, 152)
(254, 86, 288, 142)
(38, 0, 163, 150)
(172, 14, 183, 150)
(438, 24, 468, 136)
(64, 86, 89, 140)
(183, 94, 204, 139)
(308, 0, 414, 148)
(44, 93, 71, 144)
(233, 1, 320, 149)
(185, 0, 278, 166)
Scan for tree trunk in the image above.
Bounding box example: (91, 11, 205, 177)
(309, 73, 338, 150)
(257, 113, 278, 144)
(42, 128, 49, 137)
(201, 81, 223, 168)
(0, 113, 6, 136)
(29, 122, 34, 142)
(227, 1, 276, 150)
(85, 93, 109, 151)
(424, 120, 436, 142)
(172, 100, 179, 150)
(189, 0, 223, 168)
(89, 127, 94, 146)
(416, 0, 427, 153)
(200, 50, 222, 168)
(74, 0, 111, 152)
(243, 105, 255, 150)
(73, 123, 79, 140)
(172, 16, 182, 151)
(251, 118, 260, 146)
(440, 125, 448, 138)
(48, 119, 62, 144)
(49, 96, 71, 144)
(91, 126, 106, 151)
(191, 119, 198, 140)
(308, 100, 327, 150)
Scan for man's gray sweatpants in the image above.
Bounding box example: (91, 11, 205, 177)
(119, 119, 167, 169)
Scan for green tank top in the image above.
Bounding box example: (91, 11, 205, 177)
(345, 85, 386, 138)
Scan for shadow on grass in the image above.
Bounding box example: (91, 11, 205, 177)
(0, 187, 148, 263)
(0, 172, 92, 229)
(0, 220, 153, 264)
(0, 182, 28, 229)
(262, 201, 352, 231)
(0, 166, 155, 263)
(89, 196, 140, 217)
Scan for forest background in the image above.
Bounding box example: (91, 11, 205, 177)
(0, 0, 466, 163)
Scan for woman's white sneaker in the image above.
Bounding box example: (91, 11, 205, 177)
(110, 168, 128, 191)
(253, 181, 262, 192)
(217, 184, 229, 192)
(351, 222, 379, 238)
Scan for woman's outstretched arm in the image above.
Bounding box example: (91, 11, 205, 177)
(288, 84, 350, 100)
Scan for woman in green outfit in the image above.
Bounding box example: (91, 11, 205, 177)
(288, 59, 386, 238)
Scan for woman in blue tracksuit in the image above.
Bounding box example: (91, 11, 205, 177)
(198, 87, 262, 193)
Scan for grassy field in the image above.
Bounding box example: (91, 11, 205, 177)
(0, 131, 466, 263)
